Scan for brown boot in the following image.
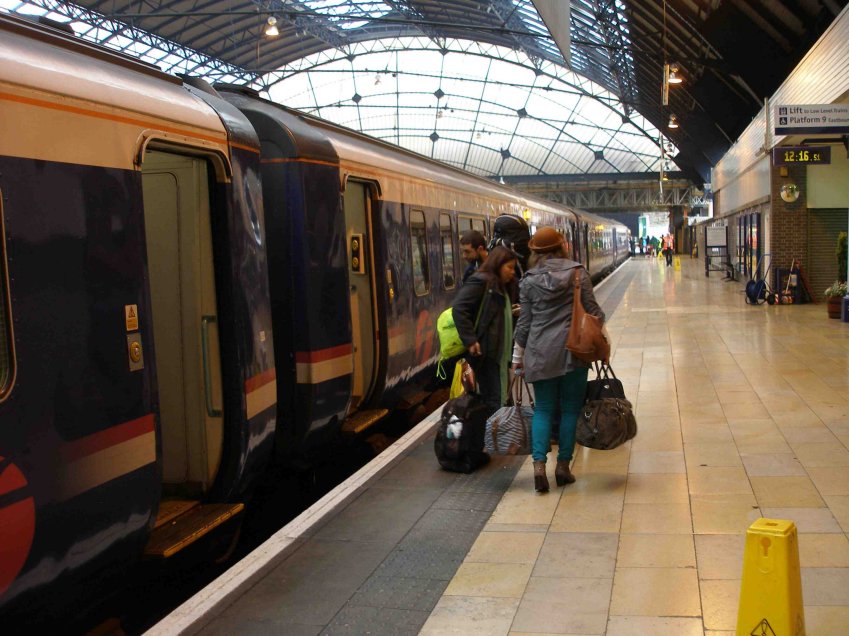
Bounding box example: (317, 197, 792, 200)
(533, 461, 549, 493)
(555, 460, 576, 486)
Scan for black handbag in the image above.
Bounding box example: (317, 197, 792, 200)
(577, 362, 637, 451)
(585, 361, 625, 401)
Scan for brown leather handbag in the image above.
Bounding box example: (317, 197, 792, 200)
(565, 268, 610, 363)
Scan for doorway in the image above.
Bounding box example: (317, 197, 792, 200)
(141, 149, 224, 496)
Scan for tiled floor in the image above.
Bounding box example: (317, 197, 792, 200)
(420, 257, 849, 636)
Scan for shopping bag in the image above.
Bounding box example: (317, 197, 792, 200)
(484, 375, 534, 455)
(450, 361, 465, 399)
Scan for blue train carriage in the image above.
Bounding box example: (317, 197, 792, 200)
(0, 15, 276, 614)
(216, 88, 587, 455)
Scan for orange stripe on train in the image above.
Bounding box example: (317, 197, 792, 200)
(294, 343, 353, 364)
(59, 414, 155, 463)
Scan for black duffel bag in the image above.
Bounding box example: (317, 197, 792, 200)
(577, 363, 637, 451)
(585, 361, 626, 401)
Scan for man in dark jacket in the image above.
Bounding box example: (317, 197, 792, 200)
(460, 230, 488, 284)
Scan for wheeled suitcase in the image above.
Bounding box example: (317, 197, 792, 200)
(434, 393, 491, 473)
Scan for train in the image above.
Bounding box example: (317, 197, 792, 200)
(0, 13, 630, 617)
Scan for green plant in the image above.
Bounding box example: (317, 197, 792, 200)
(825, 280, 848, 298)
(837, 231, 847, 283)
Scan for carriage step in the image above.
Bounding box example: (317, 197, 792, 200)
(144, 502, 244, 558)
(396, 387, 431, 409)
(342, 408, 389, 435)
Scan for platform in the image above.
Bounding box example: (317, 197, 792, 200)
(149, 256, 849, 636)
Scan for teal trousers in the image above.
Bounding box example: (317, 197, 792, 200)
(531, 367, 589, 462)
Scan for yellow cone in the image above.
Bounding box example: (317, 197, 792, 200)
(736, 518, 805, 636)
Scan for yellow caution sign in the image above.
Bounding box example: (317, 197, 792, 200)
(736, 518, 805, 636)
(673, 256, 681, 271)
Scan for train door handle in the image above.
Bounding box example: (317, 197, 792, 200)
(201, 315, 223, 418)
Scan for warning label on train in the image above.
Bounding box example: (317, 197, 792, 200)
(775, 104, 849, 135)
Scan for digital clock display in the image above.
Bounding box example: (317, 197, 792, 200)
(772, 146, 831, 165)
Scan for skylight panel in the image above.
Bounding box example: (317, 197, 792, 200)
(300, 0, 391, 30)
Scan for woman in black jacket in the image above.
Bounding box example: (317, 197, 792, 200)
(452, 246, 518, 414)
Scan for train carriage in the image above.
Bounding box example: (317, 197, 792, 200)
(0, 15, 276, 614)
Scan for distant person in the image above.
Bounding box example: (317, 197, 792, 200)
(452, 246, 518, 415)
(650, 235, 659, 257)
(512, 227, 605, 492)
(459, 230, 488, 284)
(663, 234, 674, 267)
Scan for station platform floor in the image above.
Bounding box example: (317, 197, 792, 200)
(153, 256, 849, 636)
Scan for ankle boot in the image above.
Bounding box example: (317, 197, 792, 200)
(555, 460, 576, 486)
(533, 461, 549, 493)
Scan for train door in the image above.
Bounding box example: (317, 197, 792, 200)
(570, 221, 580, 261)
(343, 180, 378, 410)
(141, 149, 223, 497)
(583, 223, 590, 269)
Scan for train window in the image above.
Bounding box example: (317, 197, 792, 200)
(459, 215, 487, 241)
(439, 214, 456, 289)
(0, 196, 14, 399)
(410, 210, 430, 296)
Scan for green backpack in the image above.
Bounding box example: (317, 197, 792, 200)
(436, 297, 484, 379)
(437, 307, 466, 362)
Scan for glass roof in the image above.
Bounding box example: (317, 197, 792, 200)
(266, 38, 675, 178)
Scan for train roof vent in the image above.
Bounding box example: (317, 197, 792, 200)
(179, 75, 221, 98)
(214, 83, 261, 98)
(30, 16, 76, 35)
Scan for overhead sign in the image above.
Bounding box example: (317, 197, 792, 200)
(775, 104, 849, 135)
(772, 145, 831, 165)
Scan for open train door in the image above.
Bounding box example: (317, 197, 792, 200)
(342, 179, 381, 419)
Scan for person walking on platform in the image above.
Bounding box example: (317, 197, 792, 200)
(459, 230, 488, 284)
(452, 245, 518, 415)
(511, 227, 605, 493)
(663, 234, 674, 267)
(650, 235, 659, 258)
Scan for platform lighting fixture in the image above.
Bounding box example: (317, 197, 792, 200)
(668, 114, 679, 129)
(667, 64, 682, 84)
(265, 16, 279, 37)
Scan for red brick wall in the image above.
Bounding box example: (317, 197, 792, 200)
(771, 164, 808, 272)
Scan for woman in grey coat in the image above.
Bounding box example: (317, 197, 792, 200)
(512, 227, 605, 492)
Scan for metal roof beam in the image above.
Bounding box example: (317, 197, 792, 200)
(12, 0, 258, 81)
(252, 0, 348, 50)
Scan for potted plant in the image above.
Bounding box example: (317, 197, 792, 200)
(825, 281, 848, 319)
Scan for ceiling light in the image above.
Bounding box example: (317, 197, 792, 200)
(668, 114, 679, 129)
(667, 64, 682, 84)
(265, 16, 279, 37)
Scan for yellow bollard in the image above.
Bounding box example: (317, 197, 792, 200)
(736, 518, 805, 636)
(673, 256, 681, 271)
